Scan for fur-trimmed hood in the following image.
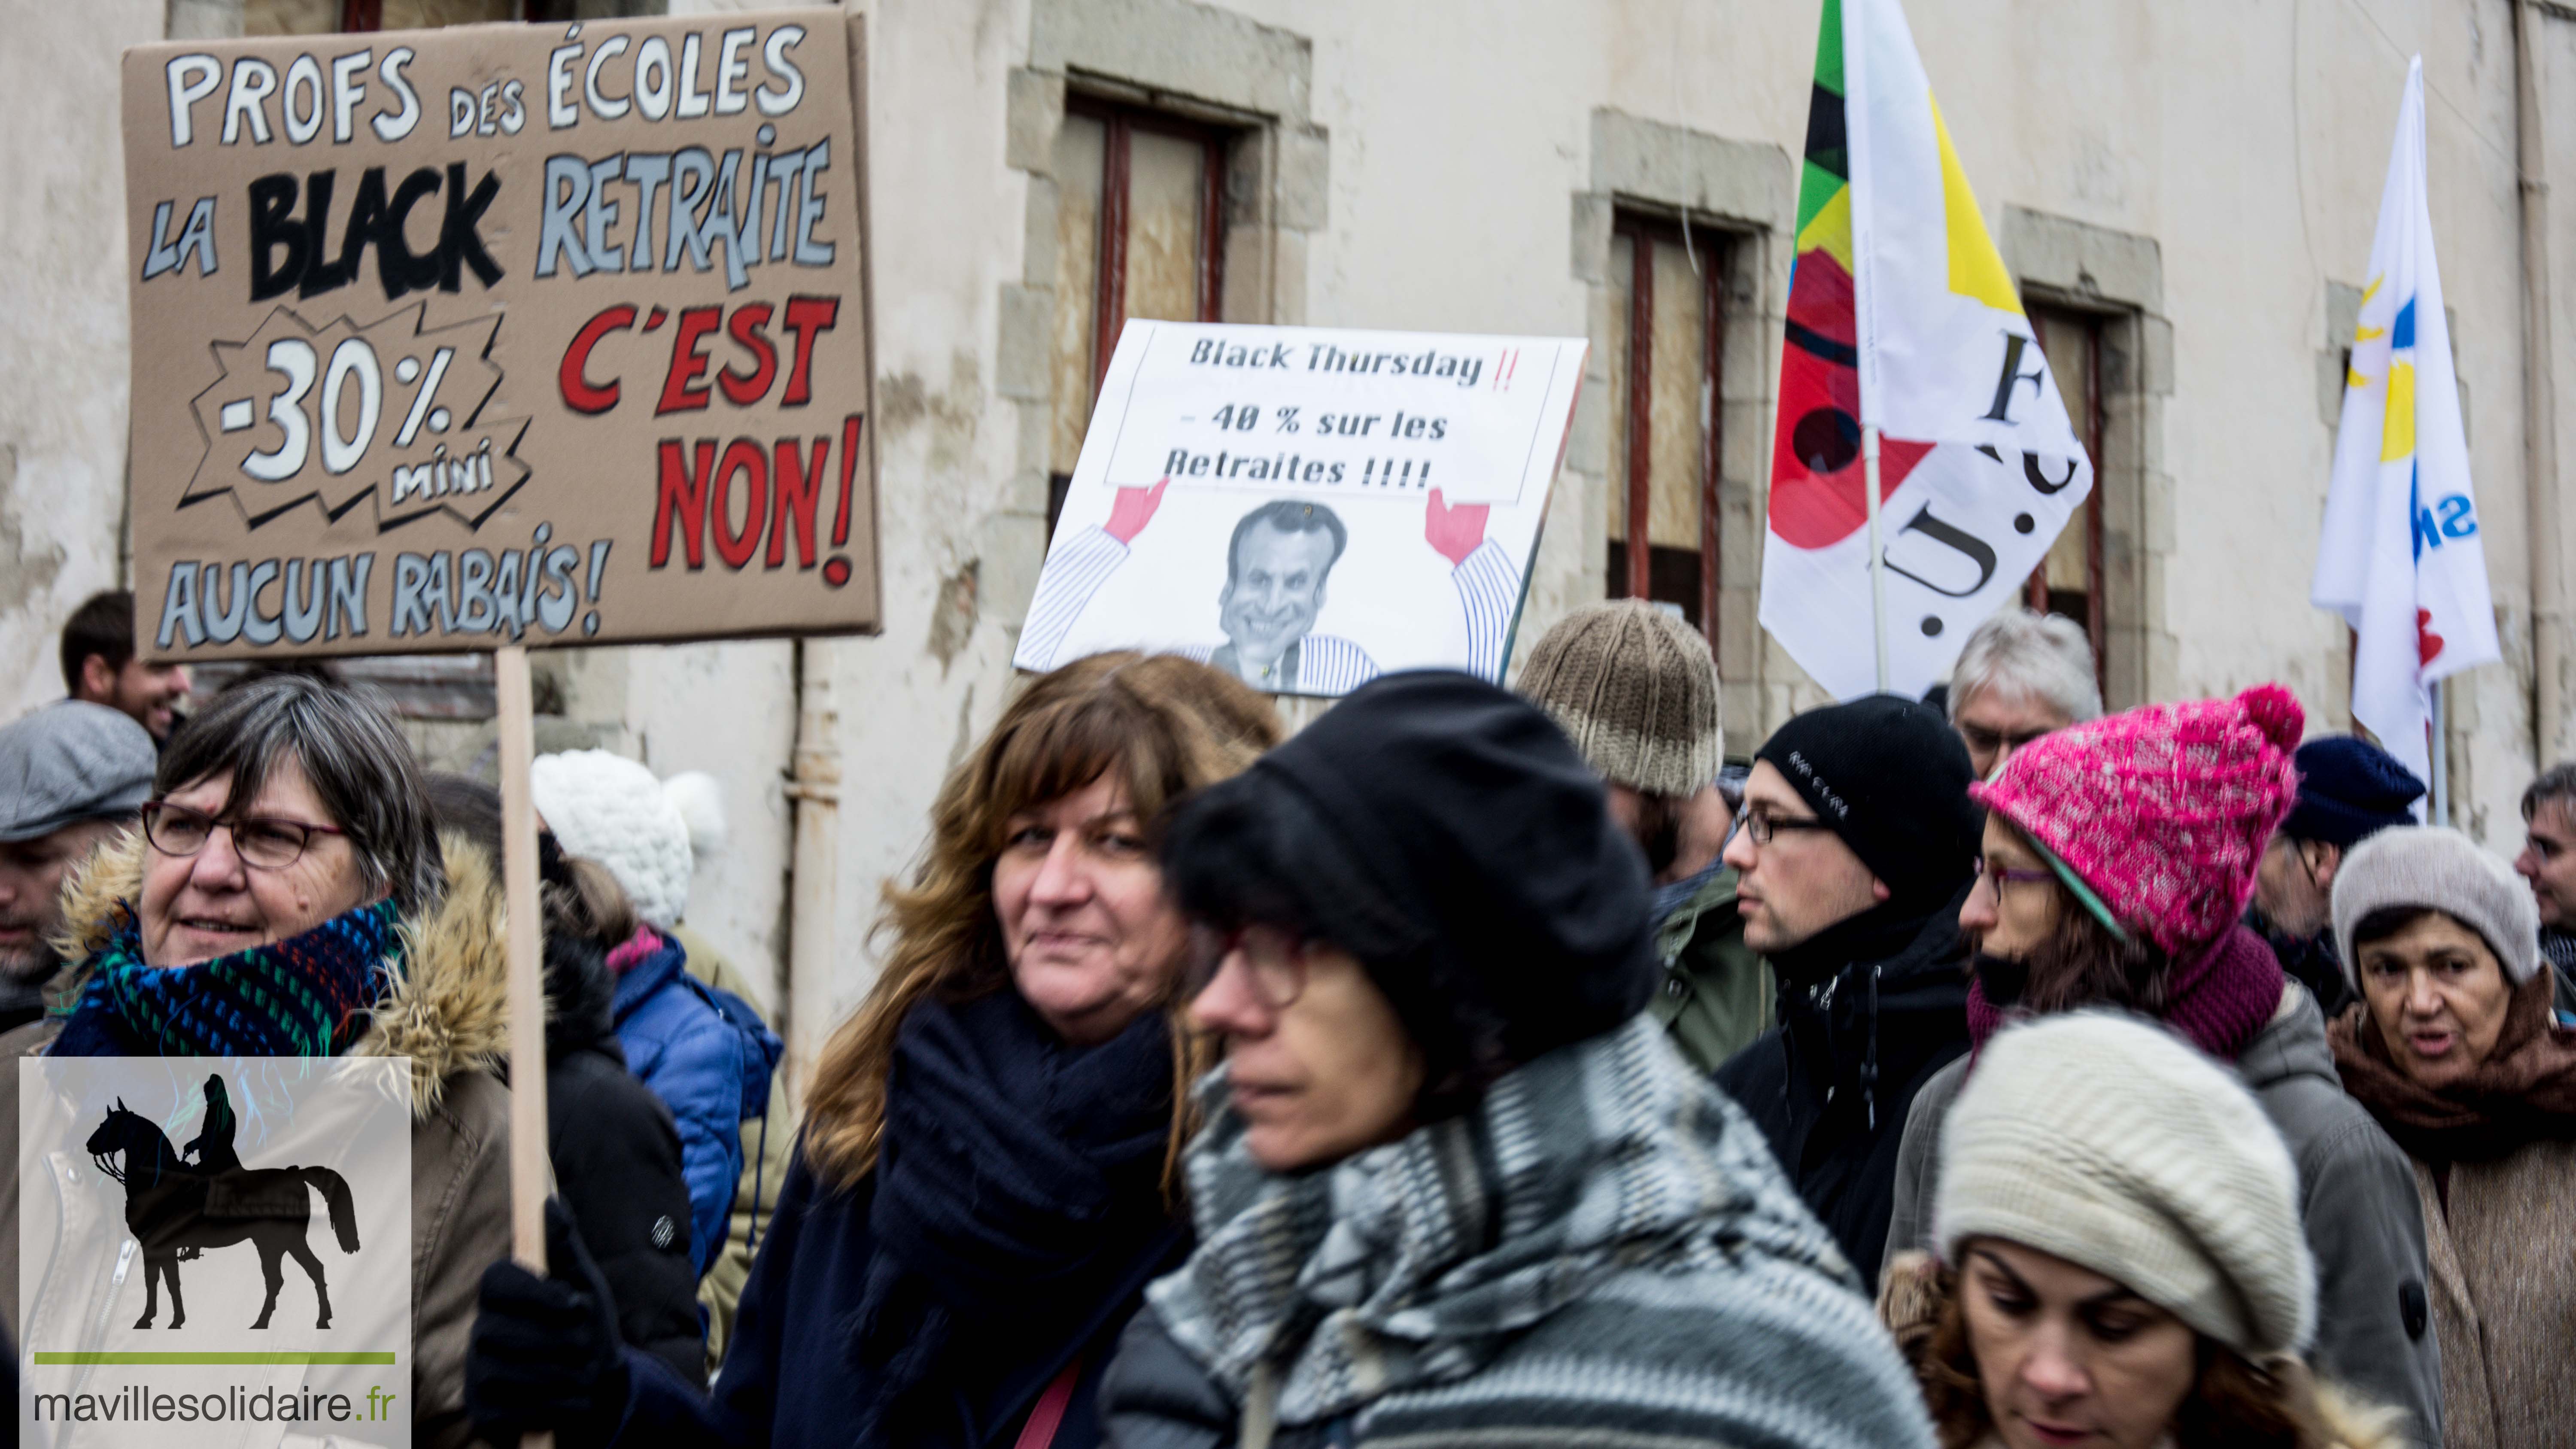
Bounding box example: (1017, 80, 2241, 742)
(50, 829, 512, 1122)
(1964, 1405, 2402, 1449)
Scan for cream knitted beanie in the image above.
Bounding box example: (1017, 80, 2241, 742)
(1937, 1012, 2315, 1358)
(2330, 826, 2542, 989)
(527, 749, 726, 931)
(1513, 600, 1722, 797)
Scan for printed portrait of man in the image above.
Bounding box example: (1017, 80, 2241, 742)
(1017, 477, 1517, 696)
(1207, 500, 1362, 692)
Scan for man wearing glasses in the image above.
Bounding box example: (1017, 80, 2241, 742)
(0, 703, 157, 1033)
(1710, 694, 1979, 1288)
(1942, 608, 2100, 781)
(2247, 736, 2423, 1018)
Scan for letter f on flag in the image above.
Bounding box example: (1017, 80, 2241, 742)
(1757, 0, 2094, 700)
(2312, 57, 2498, 794)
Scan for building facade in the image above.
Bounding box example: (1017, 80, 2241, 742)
(7, 0, 2576, 1082)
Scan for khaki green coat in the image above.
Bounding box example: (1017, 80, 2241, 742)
(1646, 867, 1772, 1075)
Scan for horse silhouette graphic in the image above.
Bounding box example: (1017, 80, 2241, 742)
(84, 1075, 361, 1331)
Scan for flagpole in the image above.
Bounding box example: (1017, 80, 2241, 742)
(1864, 423, 1889, 691)
(2430, 680, 2449, 824)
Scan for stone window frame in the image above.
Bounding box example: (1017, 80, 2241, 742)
(992, 0, 1325, 632)
(1043, 94, 1238, 529)
(1999, 206, 2176, 711)
(1571, 109, 1792, 747)
(1604, 207, 1736, 635)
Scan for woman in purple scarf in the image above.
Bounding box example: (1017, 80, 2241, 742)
(1877, 685, 2444, 1447)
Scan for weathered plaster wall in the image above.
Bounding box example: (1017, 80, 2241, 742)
(5, 0, 2572, 1031)
(0, 0, 165, 723)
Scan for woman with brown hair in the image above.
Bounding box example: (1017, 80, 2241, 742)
(1883, 1012, 2400, 1449)
(464, 653, 1280, 1449)
(1880, 688, 2440, 1442)
(2326, 826, 2576, 1449)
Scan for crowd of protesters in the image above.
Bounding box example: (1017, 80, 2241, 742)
(7, 585, 2576, 1446)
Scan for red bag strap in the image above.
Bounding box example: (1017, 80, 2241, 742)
(1012, 1354, 1086, 1449)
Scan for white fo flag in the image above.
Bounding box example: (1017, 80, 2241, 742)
(2312, 58, 2498, 790)
(1759, 0, 2095, 700)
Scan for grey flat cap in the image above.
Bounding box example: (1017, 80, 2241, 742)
(0, 702, 158, 843)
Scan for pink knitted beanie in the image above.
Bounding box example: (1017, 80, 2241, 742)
(1969, 685, 2304, 955)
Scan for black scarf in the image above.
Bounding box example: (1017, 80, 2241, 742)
(1764, 892, 1969, 1137)
(1767, 899, 1939, 995)
(851, 990, 1181, 1440)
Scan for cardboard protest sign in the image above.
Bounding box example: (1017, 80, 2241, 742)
(1017, 323, 1585, 696)
(122, 11, 878, 661)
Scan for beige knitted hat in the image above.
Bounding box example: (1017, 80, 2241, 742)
(1937, 1012, 2315, 1358)
(1513, 601, 1722, 797)
(2331, 826, 2542, 989)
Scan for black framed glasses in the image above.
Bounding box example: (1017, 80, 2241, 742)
(1733, 806, 1837, 848)
(140, 800, 344, 871)
(1183, 923, 1310, 1010)
(1958, 723, 2057, 759)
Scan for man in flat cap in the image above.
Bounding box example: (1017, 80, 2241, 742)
(0, 703, 157, 1031)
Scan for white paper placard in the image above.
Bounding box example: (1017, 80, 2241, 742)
(1016, 322, 1585, 697)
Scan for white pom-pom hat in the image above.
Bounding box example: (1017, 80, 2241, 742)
(528, 749, 726, 931)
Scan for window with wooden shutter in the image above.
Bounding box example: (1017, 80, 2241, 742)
(1047, 100, 1232, 531)
(2025, 305, 2107, 692)
(1604, 212, 1728, 637)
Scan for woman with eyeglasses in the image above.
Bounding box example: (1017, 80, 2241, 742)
(1100, 672, 1938, 1449)
(465, 653, 1279, 1449)
(1877, 686, 2444, 1446)
(6, 673, 514, 1449)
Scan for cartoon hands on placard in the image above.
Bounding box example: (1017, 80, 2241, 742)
(1424, 488, 1489, 567)
(1106, 478, 1170, 545)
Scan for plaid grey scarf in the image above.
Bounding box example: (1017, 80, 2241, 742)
(1148, 1016, 1870, 1431)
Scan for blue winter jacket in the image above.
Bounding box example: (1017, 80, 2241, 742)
(612, 932, 784, 1278)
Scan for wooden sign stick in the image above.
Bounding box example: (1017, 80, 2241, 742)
(495, 644, 554, 1449)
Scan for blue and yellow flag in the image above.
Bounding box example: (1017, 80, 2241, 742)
(2312, 58, 2497, 789)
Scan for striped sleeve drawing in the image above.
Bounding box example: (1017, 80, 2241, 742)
(1298, 636, 1382, 696)
(1012, 526, 1128, 672)
(1450, 539, 1521, 683)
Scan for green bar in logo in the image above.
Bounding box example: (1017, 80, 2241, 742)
(33, 1352, 398, 1365)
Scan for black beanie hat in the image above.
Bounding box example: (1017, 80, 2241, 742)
(1753, 693, 1979, 911)
(2280, 736, 2424, 849)
(1163, 671, 1657, 1102)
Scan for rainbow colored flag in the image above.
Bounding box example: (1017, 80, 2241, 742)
(1759, 0, 2094, 699)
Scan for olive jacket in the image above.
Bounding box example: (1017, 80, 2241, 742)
(0, 830, 517, 1449)
(1646, 866, 1772, 1075)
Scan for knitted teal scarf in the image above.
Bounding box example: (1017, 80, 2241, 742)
(51, 898, 404, 1059)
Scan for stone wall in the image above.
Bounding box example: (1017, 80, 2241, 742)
(6, 0, 2573, 1028)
